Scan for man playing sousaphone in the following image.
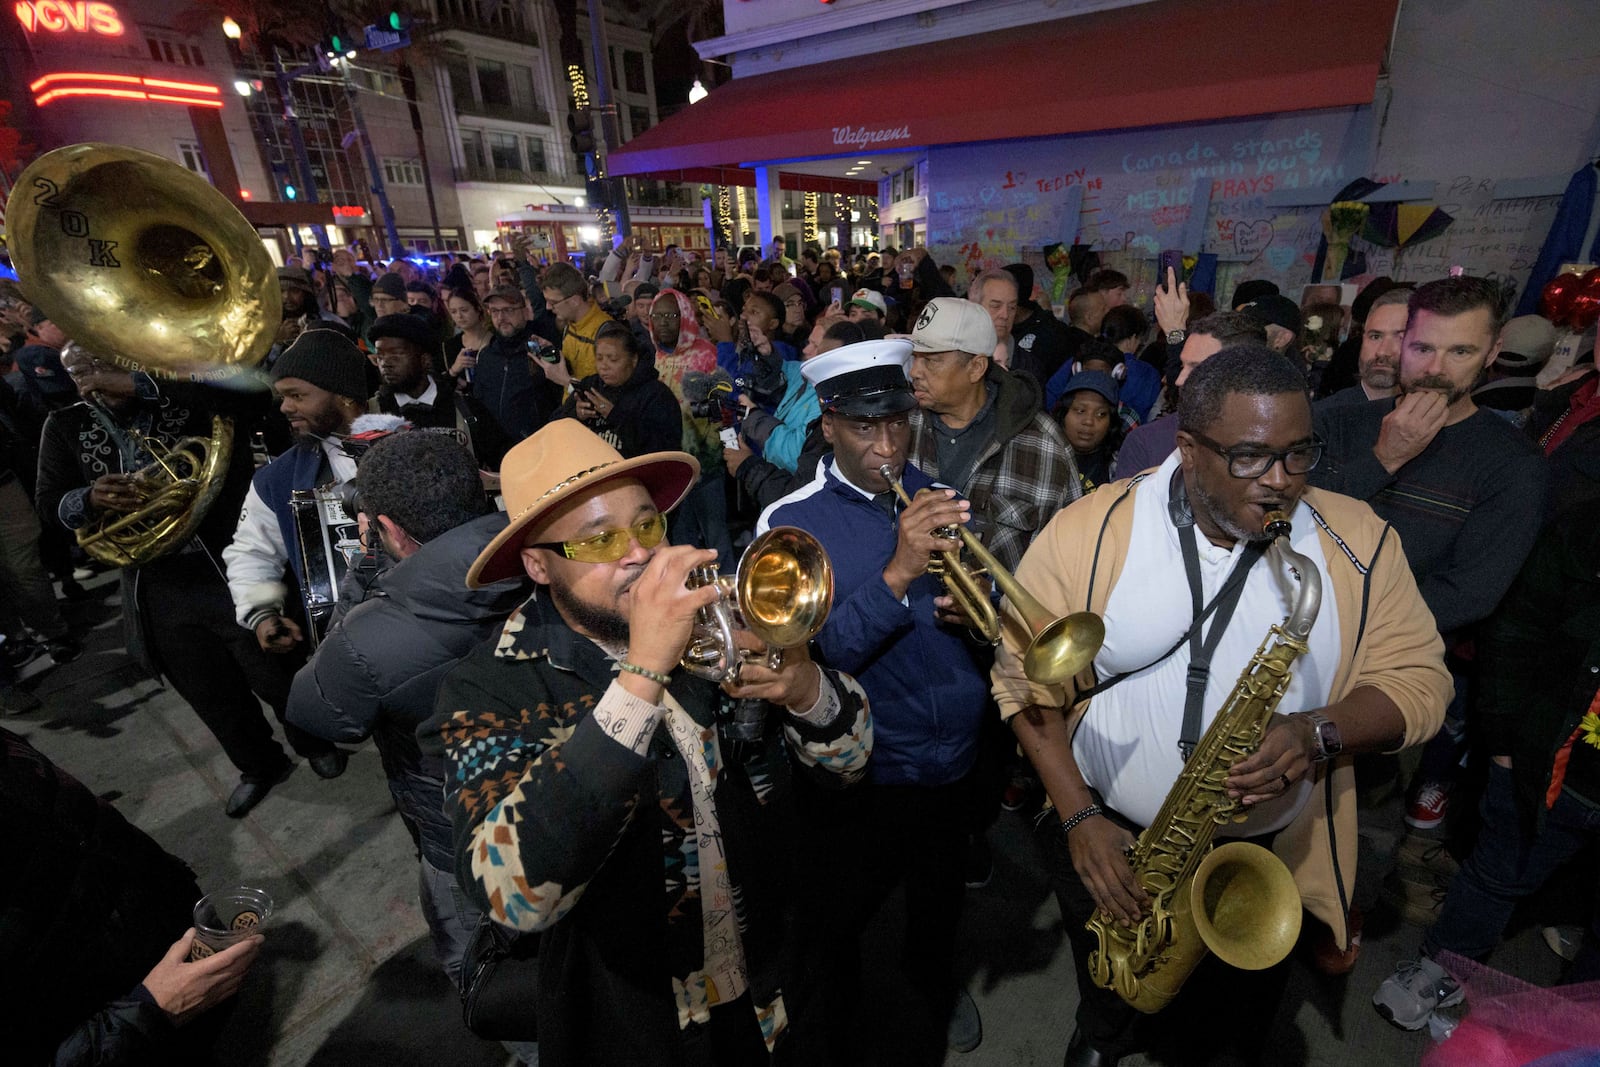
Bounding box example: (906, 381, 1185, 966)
(421, 420, 873, 1065)
(34, 343, 342, 818)
(993, 345, 1450, 1066)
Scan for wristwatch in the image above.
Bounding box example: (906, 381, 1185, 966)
(1297, 712, 1343, 762)
(1166, 328, 1187, 345)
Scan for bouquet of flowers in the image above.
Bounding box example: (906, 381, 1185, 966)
(1321, 200, 1370, 283)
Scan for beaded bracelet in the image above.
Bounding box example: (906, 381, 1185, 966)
(1059, 803, 1104, 836)
(618, 661, 672, 686)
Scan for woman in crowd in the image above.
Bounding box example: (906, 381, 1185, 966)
(1053, 369, 1126, 494)
(443, 286, 494, 382)
(554, 321, 682, 459)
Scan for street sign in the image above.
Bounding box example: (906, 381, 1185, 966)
(363, 24, 409, 51)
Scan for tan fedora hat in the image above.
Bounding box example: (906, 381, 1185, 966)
(467, 421, 699, 588)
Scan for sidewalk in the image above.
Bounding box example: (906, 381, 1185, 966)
(6, 575, 1567, 1065)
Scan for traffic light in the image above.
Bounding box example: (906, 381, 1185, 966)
(387, 10, 403, 31)
(329, 32, 344, 54)
(567, 111, 596, 158)
(284, 183, 298, 201)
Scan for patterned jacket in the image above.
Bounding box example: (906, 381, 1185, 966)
(422, 590, 872, 1064)
(909, 363, 1081, 572)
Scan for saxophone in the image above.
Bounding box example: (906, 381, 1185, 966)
(1086, 509, 1320, 1013)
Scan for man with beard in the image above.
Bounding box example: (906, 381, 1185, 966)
(37, 343, 342, 815)
(1313, 277, 1547, 834)
(369, 314, 508, 469)
(996, 346, 1449, 1066)
(472, 285, 563, 444)
(222, 330, 370, 712)
(271, 266, 343, 363)
(1317, 289, 1409, 409)
(422, 420, 872, 1064)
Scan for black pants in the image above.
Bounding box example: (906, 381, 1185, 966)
(802, 774, 971, 1058)
(142, 553, 333, 781)
(1036, 804, 1290, 1066)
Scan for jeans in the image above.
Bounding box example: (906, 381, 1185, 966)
(1425, 762, 1600, 980)
(0, 478, 68, 642)
(1036, 801, 1290, 1064)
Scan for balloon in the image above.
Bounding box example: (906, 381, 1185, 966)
(1540, 271, 1583, 326)
(1572, 277, 1600, 331)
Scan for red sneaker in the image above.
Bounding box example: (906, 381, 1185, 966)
(1404, 782, 1450, 830)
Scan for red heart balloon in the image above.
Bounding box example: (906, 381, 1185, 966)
(1574, 269, 1600, 331)
(1541, 271, 1583, 326)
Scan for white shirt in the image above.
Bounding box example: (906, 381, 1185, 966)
(393, 378, 439, 408)
(1073, 452, 1341, 835)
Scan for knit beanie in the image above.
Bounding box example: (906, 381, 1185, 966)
(270, 328, 369, 401)
(373, 272, 407, 300)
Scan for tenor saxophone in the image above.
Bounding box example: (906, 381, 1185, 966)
(1086, 509, 1320, 1013)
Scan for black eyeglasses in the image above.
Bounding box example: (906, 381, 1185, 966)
(1187, 430, 1324, 479)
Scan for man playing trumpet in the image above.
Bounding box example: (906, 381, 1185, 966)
(422, 420, 872, 1066)
(994, 346, 1449, 1066)
(758, 339, 994, 1055)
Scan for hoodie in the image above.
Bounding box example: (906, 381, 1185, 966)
(554, 358, 683, 459)
(647, 289, 722, 469)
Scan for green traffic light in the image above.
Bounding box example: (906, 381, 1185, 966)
(388, 11, 402, 31)
(285, 184, 298, 200)
(330, 33, 343, 52)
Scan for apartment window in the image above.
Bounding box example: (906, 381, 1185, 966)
(175, 140, 207, 177)
(524, 136, 547, 174)
(486, 131, 521, 172)
(509, 63, 539, 112)
(363, 68, 401, 95)
(629, 106, 651, 139)
(445, 51, 474, 110)
(383, 158, 425, 186)
(477, 58, 511, 107)
(460, 130, 484, 169)
(623, 51, 647, 94)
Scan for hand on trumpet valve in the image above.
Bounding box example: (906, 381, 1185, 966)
(721, 630, 820, 710)
(935, 571, 993, 628)
(883, 487, 970, 596)
(624, 544, 723, 681)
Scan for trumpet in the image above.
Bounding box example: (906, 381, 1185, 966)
(879, 465, 1104, 685)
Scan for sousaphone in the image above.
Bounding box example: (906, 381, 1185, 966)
(6, 144, 281, 565)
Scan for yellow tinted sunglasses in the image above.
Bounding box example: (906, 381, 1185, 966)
(527, 513, 667, 563)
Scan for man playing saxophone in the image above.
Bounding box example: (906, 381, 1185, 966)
(993, 346, 1450, 1066)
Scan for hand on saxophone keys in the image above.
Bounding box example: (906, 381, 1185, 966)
(1223, 711, 1319, 805)
(1068, 817, 1150, 927)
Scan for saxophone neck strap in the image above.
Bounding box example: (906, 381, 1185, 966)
(1173, 469, 1265, 759)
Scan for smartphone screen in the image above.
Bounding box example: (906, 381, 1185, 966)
(831, 287, 843, 304)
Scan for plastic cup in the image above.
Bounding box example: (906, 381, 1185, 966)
(189, 886, 273, 961)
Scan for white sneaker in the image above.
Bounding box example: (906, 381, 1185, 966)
(1373, 957, 1464, 1030)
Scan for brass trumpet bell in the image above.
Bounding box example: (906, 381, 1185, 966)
(6, 143, 281, 375)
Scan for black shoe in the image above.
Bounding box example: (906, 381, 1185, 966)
(308, 749, 349, 780)
(964, 834, 993, 889)
(226, 763, 294, 818)
(1064, 1027, 1121, 1067)
(45, 637, 82, 664)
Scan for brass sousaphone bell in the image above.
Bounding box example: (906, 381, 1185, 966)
(6, 144, 281, 566)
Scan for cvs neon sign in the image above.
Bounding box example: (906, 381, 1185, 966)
(13, 1, 125, 37)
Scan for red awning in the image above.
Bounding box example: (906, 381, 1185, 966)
(610, 0, 1397, 180)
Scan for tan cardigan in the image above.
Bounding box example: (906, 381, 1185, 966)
(991, 472, 1451, 947)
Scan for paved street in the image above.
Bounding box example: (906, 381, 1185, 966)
(6, 575, 1565, 1066)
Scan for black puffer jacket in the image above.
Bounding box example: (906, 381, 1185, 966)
(286, 513, 529, 868)
(1, 728, 205, 1065)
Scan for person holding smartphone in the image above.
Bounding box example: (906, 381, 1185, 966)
(555, 321, 682, 460)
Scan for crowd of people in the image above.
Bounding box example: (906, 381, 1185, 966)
(1, 230, 1597, 1066)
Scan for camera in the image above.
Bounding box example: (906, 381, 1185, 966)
(687, 376, 745, 423)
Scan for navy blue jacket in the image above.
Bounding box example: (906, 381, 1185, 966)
(252, 443, 326, 592)
(761, 459, 989, 786)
